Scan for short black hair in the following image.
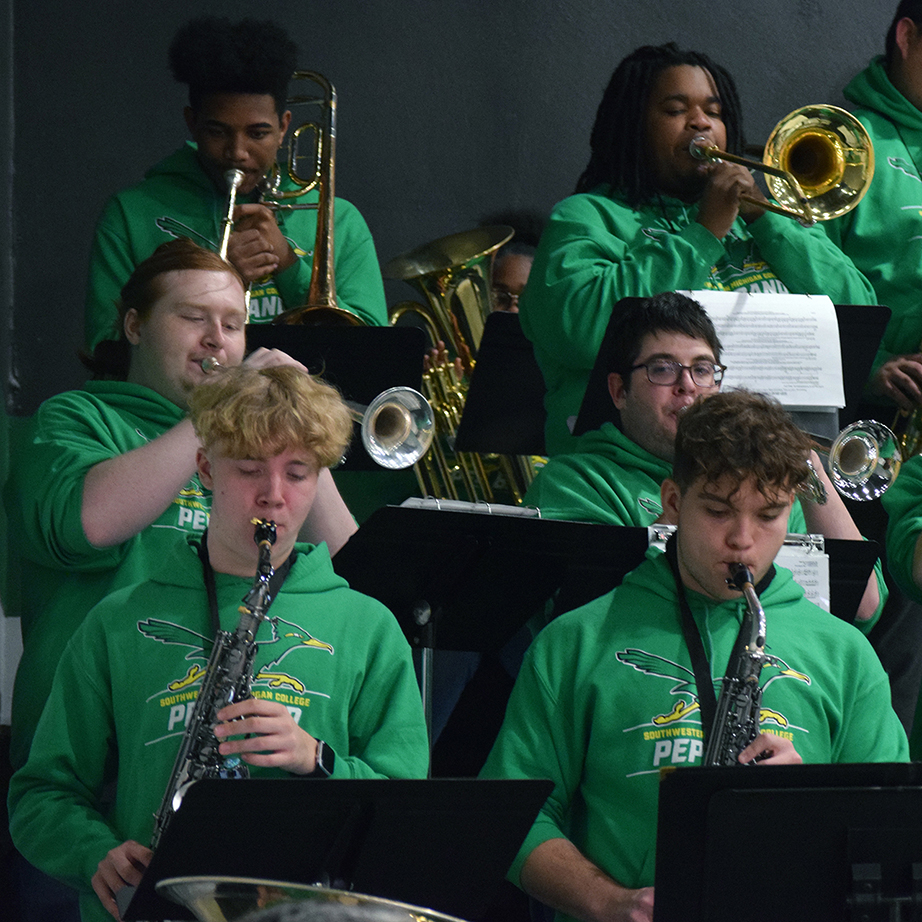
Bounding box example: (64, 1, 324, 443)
(607, 292, 722, 387)
(886, 1, 922, 64)
(576, 42, 744, 205)
(169, 17, 298, 116)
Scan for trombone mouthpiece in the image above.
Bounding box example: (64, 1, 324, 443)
(689, 136, 712, 160)
(201, 357, 222, 373)
(225, 168, 245, 191)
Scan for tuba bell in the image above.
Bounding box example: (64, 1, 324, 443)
(384, 226, 542, 504)
(690, 104, 874, 225)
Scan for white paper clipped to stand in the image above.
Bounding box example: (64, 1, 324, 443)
(680, 290, 844, 411)
(649, 525, 830, 612)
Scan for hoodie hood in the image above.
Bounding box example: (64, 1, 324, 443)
(845, 56, 922, 132)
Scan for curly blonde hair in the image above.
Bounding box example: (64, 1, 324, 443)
(188, 365, 353, 469)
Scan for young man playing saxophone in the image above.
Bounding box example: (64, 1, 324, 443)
(8, 364, 429, 922)
(482, 389, 907, 922)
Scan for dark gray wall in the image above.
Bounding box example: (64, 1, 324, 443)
(6, 0, 893, 415)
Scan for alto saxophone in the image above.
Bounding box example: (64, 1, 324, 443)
(704, 563, 778, 767)
(150, 519, 277, 849)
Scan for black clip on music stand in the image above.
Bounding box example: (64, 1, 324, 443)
(333, 503, 655, 742)
(122, 776, 553, 922)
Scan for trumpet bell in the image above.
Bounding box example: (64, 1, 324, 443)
(825, 419, 901, 502)
(350, 386, 435, 470)
(764, 105, 874, 221)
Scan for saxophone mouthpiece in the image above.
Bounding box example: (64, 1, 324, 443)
(250, 518, 277, 546)
(201, 357, 222, 373)
(727, 562, 754, 591)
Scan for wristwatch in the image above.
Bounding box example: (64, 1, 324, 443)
(309, 739, 335, 778)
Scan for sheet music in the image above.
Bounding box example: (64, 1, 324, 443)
(680, 290, 845, 410)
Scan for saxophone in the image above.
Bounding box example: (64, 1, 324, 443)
(150, 519, 277, 849)
(704, 563, 777, 767)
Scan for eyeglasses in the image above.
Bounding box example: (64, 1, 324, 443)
(492, 288, 521, 311)
(630, 360, 726, 387)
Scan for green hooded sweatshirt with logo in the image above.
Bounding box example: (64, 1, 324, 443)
(480, 549, 907, 918)
(824, 57, 922, 396)
(8, 536, 429, 922)
(518, 185, 877, 455)
(85, 143, 387, 350)
(4, 381, 210, 770)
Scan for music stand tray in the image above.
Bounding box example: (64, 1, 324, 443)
(124, 777, 552, 922)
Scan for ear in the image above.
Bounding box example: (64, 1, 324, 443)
(279, 109, 292, 137)
(608, 372, 628, 410)
(183, 106, 197, 136)
(895, 17, 920, 60)
(196, 448, 214, 489)
(660, 478, 682, 523)
(123, 308, 142, 345)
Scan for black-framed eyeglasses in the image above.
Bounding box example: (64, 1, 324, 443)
(630, 360, 726, 387)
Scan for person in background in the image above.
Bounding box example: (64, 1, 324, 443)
(518, 42, 876, 456)
(85, 15, 386, 351)
(482, 389, 908, 922)
(8, 364, 429, 922)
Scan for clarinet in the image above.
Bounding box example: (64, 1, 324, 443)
(704, 563, 775, 767)
(150, 519, 277, 849)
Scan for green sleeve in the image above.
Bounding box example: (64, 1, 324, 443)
(883, 454, 922, 603)
(85, 199, 136, 351)
(480, 639, 585, 887)
(520, 194, 726, 377)
(746, 210, 876, 306)
(273, 198, 387, 326)
(8, 622, 122, 893)
(331, 603, 429, 779)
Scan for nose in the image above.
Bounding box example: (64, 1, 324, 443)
(725, 515, 755, 550)
(201, 318, 228, 351)
(224, 132, 248, 164)
(258, 472, 285, 508)
(673, 366, 698, 393)
(688, 106, 714, 132)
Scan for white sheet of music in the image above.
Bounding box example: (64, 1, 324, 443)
(680, 290, 845, 410)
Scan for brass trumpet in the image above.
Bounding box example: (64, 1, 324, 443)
(199, 358, 433, 471)
(689, 104, 874, 225)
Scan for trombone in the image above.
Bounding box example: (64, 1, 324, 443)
(689, 104, 875, 226)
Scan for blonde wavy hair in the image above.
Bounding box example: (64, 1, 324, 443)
(188, 364, 353, 469)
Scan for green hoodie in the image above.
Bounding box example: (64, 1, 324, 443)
(480, 548, 907, 913)
(8, 536, 429, 922)
(4, 381, 210, 770)
(85, 143, 387, 350)
(518, 186, 877, 455)
(823, 57, 922, 395)
(521, 422, 885, 631)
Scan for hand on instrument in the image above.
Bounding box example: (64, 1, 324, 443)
(869, 353, 922, 411)
(739, 731, 802, 765)
(92, 840, 152, 920)
(696, 160, 767, 238)
(227, 203, 297, 282)
(215, 697, 319, 775)
(243, 346, 310, 374)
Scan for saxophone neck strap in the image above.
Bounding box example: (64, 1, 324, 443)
(665, 534, 718, 746)
(197, 530, 295, 635)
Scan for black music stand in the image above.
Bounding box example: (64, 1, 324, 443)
(454, 311, 547, 456)
(654, 762, 922, 922)
(123, 777, 552, 922)
(246, 325, 426, 470)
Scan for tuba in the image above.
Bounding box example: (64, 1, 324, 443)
(384, 226, 537, 503)
(259, 71, 363, 327)
(690, 104, 874, 225)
